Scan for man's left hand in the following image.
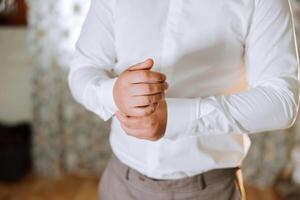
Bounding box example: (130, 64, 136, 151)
(116, 100, 167, 141)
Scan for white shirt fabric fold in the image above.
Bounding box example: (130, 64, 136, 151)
(68, 0, 300, 179)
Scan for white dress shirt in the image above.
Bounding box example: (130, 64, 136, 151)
(68, 0, 300, 179)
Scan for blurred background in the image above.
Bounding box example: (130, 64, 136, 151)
(0, 0, 300, 200)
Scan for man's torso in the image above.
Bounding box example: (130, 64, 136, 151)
(109, 0, 254, 179)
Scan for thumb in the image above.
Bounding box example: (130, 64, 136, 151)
(128, 58, 154, 71)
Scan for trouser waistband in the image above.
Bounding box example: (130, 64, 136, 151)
(110, 152, 240, 191)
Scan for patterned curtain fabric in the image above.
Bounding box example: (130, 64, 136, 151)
(26, 0, 111, 178)
(26, 0, 300, 195)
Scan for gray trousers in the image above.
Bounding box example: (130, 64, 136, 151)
(98, 153, 246, 200)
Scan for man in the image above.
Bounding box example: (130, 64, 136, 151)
(68, 0, 300, 199)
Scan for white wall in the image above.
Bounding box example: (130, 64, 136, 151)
(0, 27, 33, 124)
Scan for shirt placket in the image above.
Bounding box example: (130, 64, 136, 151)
(159, 0, 183, 85)
(146, 0, 183, 176)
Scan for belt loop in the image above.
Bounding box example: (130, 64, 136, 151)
(198, 174, 207, 190)
(125, 166, 130, 180)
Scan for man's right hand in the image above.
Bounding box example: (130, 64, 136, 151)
(113, 59, 168, 117)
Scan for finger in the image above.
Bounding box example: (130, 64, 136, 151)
(128, 58, 154, 71)
(128, 104, 157, 117)
(116, 111, 131, 127)
(119, 120, 139, 136)
(129, 82, 168, 96)
(117, 113, 159, 141)
(130, 93, 164, 107)
(129, 70, 166, 84)
(116, 114, 145, 137)
(117, 114, 150, 130)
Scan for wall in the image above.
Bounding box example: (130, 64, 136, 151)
(0, 27, 33, 123)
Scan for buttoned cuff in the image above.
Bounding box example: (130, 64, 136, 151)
(97, 77, 118, 121)
(163, 98, 198, 140)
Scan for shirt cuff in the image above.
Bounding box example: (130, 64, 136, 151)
(97, 77, 118, 120)
(163, 98, 198, 140)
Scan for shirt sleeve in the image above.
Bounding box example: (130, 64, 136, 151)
(163, 0, 300, 140)
(68, 0, 118, 121)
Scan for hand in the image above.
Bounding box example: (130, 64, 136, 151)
(116, 99, 168, 141)
(113, 59, 168, 117)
